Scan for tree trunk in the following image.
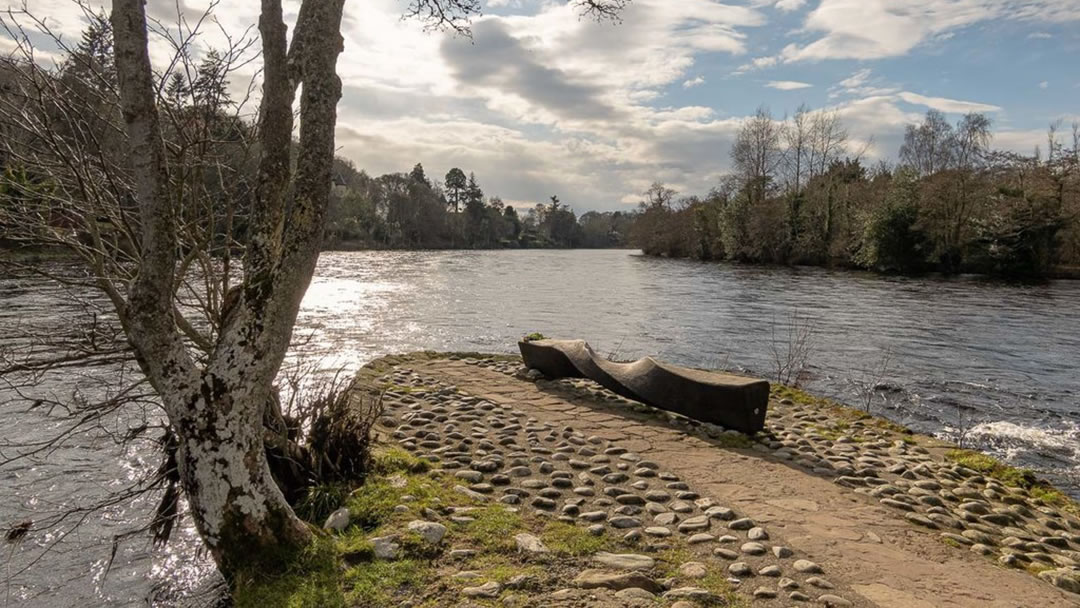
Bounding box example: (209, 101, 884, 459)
(110, 0, 344, 582)
(172, 370, 311, 577)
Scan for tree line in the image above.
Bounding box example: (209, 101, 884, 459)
(325, 162, 633, 249)
(631, 106, 1080, 277)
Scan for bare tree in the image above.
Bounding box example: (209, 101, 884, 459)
(783, 103, 811, 194)
(899, 109, 954, 177)
(854, 347, 893, 414)
(807, 108, 848, 181)
(769, 309, 817, 387)
(1, 0, 628, 589)
(732, 106, 783, 206)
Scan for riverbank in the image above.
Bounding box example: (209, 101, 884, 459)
(240, 352, 1080, 607)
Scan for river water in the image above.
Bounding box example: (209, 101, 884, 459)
(2, 249, 1079, 605)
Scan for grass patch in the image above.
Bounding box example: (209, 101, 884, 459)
(540, 521, 615, 556)
(1025, 563, 1056, 576)
(945, 449, 1079, 515)
(345, 558, 434, 607)
(697, 566, 749, 608)
(371, 447, 431, 476)
(345, 469, 472, 531)
(656, 549, 746, 607)
(710, 432, 753, 449)
(946, 449, 1036, 488)
(772, 383, 916, 440)
(771, 385, 831, 408)
(294, 483, 350, 524)
(941, 537, 964, 549)
(457, 505, 526, 553)
(233, 537, 345, 608)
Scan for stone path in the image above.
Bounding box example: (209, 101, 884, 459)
(380, 355, 1080, 607)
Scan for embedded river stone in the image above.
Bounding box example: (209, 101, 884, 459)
(518, 338, 770, 433)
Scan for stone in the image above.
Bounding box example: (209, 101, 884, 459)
(772, 545, 793, 558)
(505, 574, 538, 590)
(663, 587, 717, 602)
(593, 552, 656, 570)
(759, 565, 782, 577)
(455, 470, 483, 483)
(1037, 568, 1080, 594)
(678, 562, 708, 578)
(688, 533, 715, 544)
(616, 587, 657, 600)
(817, 594, 853, 607)
(514, 533, 549, 554)
(573, 569, 663, 593)
(728, 517, 755, 530)
(462, 581, 502, 598)
(741, 542, 767, 556)
(706, 506, 736, 520)
(806, 576, 834, 589)
(406, 520, 447, 544)
(753, 586, 778, 598)
(654, 512, 678, 526)
(793, 559, 823, 574)
(371, 536, 401, 560)
(609, 516, 643, 529)
(323, 507, 350, 532)
(728, 562, 753, 576)
(678, 515, 710, 533)
(748, 526, 769, 540)
(645, 526, 672, 537)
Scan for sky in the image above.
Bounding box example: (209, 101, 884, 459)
(5, 0, 1080, 212)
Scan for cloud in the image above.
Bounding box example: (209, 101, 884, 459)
(1039, 80, 1049, 89)
(1028, 31, 1053, 38)
(766, 80, 812, 90)
(441, 20, 617, 122)
(768, 0, 1080, 64)
(683, 76, 706, 88)
(829, 68, 898, 99)
(734, 55, 779, 74)
(896, 91, 1002, 113)
(774, 0, 807, 11)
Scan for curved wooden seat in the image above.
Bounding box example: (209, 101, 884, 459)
(518, 339, 770, 434)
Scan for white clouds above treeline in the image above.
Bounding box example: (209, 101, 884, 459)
(3, 0, 1074, 211)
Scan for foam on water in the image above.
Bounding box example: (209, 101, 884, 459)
(960, 419, 1080, 491)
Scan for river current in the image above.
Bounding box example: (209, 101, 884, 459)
(1, 249, 1078, 605)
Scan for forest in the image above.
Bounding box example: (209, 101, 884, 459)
(325, 161, 634, 249)
(631, 106, 1080, 277)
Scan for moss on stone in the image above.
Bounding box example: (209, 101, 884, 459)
(945, 449, 1078, 514)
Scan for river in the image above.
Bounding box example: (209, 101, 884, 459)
(2, 249, 1078, 605)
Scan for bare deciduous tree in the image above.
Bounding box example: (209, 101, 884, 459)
(769, 309, 816, 387)
(1, 0, 628, 589)
(732, 106, 783, 207)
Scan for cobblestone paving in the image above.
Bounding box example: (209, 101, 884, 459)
(378, 363, 867, 607)
(463, 356, 1080, 600)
